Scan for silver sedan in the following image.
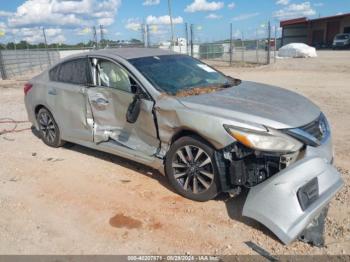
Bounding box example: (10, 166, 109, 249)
(24, 48, 343, 245)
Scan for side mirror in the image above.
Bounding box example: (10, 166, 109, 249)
(225, 75, 242, 86)
(126, 93, 142, 124)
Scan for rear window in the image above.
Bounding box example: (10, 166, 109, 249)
(49, 65, 60, 82)
(50, 58, 89, 85)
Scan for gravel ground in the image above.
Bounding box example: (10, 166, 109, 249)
(0, 50, 349, 255)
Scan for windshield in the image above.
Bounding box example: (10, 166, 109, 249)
(129, 55, 232, 95)
(335, 34, 350, 40)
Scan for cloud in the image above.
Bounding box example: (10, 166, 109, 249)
(232, 12, 259, 21)
(7, 0, 121, 28)
(52, 0, 92, 14)
(273, 2, 316, 20)
(185, 0, 224, 13)
(143, 0, 160, 6)
(1, 0, 121, 44)
(146, 15, 184, 24)
(98, 17, 115, 26)
(8, 27, 66, 43)
(206, 13, 222, 19)
(0, 10, 13, 17)
(227, 2, 236, 10)
(125, 18, 142, 31)
(276, 0, 289, 5)
(233, 29, 241, 38)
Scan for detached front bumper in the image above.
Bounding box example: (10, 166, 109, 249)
(242, 137, 344, 244)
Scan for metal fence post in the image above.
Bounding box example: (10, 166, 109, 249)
(0, 49, 7, 80)
(37, 45, 43, 71)
(241, 32, 245, 63)
(229, 23, 233, 66)
(42, 27, 51, 66)
(274, 25, 277, 63)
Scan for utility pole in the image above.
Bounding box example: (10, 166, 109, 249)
(190, 24, 194, 57)
(42, 28, 48, 48)
(267, 21, 271, 64)
(168, 0, 175, 48)
(229, 23, 233, 66)
(42, 27, 51, 65)
(256, 28, 259, 63)
(146, 24, 150, 47)
(185, 23, 189, 55)
(100, 25, 104, 48)
(93, 26, 98, 49)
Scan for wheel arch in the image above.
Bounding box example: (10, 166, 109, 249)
(34, 104, 46, 116)
(170, 129, 216, 149)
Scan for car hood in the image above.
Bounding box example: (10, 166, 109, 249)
(177, 81, 321, 129)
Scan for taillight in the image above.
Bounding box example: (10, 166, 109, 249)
(24, 83, 33, 95)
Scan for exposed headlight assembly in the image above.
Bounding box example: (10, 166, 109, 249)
(224, 125, 303, 153)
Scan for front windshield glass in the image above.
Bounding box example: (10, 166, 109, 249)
(336, 34, 349, 40)
(129, 55, 231, 95)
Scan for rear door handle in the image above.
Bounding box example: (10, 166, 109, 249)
(92, 97, 109, 106)
(48, 89, 57, 96)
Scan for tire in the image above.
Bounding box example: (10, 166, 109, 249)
(165, 136, 220, 202)
(37, 108, 64, 148)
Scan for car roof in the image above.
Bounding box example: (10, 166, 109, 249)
(87, 48, 178, 60)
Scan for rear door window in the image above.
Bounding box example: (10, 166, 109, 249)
(51, 58, 89, 85)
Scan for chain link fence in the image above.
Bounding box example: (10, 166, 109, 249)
(0, 22, 279, 79)
(0, 48, 91, 79)
(185, 23, 274, 66)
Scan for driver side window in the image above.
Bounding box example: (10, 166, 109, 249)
(96, 59, 132, 93)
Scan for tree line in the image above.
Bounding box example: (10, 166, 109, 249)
(0, 39, 143, 50)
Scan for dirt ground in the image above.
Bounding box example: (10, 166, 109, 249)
(0, 51, 349, 255)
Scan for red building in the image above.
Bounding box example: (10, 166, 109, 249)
(280, 13, 350, 47)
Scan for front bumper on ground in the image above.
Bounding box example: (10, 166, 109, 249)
(242, 137, 344, 244)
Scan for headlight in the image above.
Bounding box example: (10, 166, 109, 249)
(224, 125, 303, 153)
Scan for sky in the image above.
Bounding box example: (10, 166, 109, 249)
(0, 0, 349, 44)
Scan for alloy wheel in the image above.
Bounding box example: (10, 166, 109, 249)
(172, 145, 215, 194)
(38, 111, 57, 144)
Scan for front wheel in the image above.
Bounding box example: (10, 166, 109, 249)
(165, 136, 220, 202)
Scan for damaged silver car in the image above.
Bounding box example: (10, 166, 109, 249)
(24, 48, 343, 245)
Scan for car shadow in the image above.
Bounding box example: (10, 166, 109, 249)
(61, 142, 177, 194)
(32, 127, 279, 242)
(217, 190, 280, 242)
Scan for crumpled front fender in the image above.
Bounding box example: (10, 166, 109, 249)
(242, 156, 343, 244)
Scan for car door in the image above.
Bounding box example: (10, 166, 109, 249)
(47, 57, 93, 142)
(87, 57, 159, 156)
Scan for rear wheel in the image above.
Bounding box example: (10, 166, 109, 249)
(37, 108, 64, 148)
(165, 136, 220, 202)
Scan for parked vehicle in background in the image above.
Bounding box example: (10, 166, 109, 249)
(333, 33, 350, 49)
(24, 48, 343, 246)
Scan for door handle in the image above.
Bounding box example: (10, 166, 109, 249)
(92, 97, 109, 106)
(48, 89, 57, 96)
